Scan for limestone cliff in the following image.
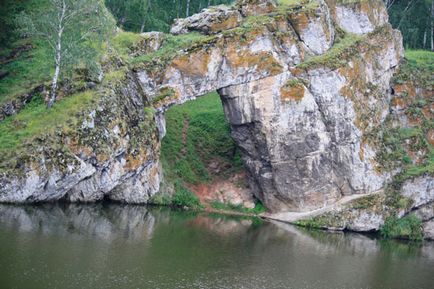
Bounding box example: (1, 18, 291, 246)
(0, 0, 432, 238)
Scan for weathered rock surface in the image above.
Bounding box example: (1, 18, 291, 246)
(2, 0, 432, 240)
(171, 5, 243, 35)
(327, 0, 388, 34)
(282, 58, 433, 238)
(0, 72, 162, 204)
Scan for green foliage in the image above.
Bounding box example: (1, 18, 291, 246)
(0, 0, 116, 107)
(15, 0, 115, 107)
(378, 127, 433, 208)
(171, 182, 204, 209)
(210, 200, 266, 214)
(277, 0, 305, 5)
(0, 91, 96, 158)
(0, 0, 46, 50)
(0, 0, 52, 105)
(0, 39, 52, 105)
(380, 214, 423, 241)
(161, 91, 243, 185)
(102, 68, 128, 85)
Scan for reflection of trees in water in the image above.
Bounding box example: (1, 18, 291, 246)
(0, 204, 155, 243)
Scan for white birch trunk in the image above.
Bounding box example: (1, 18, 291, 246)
(431, 0, 434, 51)
(423, 30, 427, 49)
(186, 0, 191, 17)
(48, 0, 66, 108)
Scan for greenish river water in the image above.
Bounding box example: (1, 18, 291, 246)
(0, 204, 433, 289)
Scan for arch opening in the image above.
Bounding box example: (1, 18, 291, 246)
(159, 91, 261, 210)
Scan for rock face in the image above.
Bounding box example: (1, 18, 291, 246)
(171, 5, 243, 35)
(3, 0, 431, 236)
(283, 48, 433, 238)
(0, 73, 162, 204)
(137, 0, 403, 212)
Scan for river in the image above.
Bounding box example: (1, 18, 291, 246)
(0, 204, 433, 289)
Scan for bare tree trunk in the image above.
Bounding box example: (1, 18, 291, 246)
(431, 0, 434, 51)
(177, 0, 181, 18)
(186, 0, 191, 17)
(423, 30, 427, 49)
(48, 0, 66, 108)
(385, 0, 396, 10)
(48, 50, 61, 108)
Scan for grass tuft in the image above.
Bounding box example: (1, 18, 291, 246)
(171, 182, 204, 209)
(210, 200, 266, 214)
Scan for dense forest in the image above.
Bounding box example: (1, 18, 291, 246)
(388, 0, 434, 50)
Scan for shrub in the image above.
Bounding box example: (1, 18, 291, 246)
(380, 214, 423, 241)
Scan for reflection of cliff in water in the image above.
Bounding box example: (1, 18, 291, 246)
(0, 204, 156, 242)
(1, 203, 433, 259)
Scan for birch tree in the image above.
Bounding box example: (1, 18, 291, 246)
(19, 0, 114, 108)
(186, 0, 191, 17)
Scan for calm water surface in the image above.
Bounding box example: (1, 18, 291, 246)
(0, 204, 433, 289)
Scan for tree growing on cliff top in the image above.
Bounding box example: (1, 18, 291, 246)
(18, 0, 115, 108)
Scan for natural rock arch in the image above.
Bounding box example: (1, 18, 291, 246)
(0, 0, 404, 214)
(137, 0, 402, 212)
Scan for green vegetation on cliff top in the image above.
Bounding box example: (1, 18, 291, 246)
(395, 50, 434, 87)
(0, 91, 96, 165)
